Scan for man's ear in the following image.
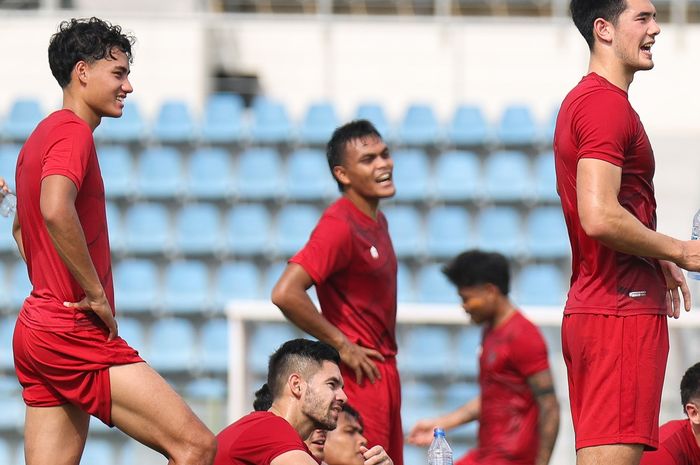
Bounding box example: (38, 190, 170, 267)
(686, 402, 700, 425)
(333, 165, 350, 189)
(288, 373, 304, 399)
(73, 60, 89, 85)
(592, 17, 614, 46)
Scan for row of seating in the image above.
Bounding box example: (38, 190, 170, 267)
(0, 95, 556, 147)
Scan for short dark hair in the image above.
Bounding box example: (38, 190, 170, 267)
(326, 119, 382, 192)
(680, 362, 700, 414)
(267, 338, 341, 399)
(442, 249, 510, 296)
(341, 404, 363, 429)
(48, 17, 135, 88)
(570, 0, 627, 49)
(253, 383, 273, 411)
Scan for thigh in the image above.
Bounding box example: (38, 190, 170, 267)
(577, 443, 643, 465)
(24, 404, 90, 465)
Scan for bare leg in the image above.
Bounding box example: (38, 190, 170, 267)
(577, 444, 644, 465)
(24, 404, 90, 465)
(109, 362, 217, 465)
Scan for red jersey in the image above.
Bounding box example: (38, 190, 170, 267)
(15, 109, 113, 331)
(465, 311, 549, 465)
(290, 196, 398, 356)
(553, 72, 666, 316)
(640, 420, 700, 465)
(214, 411, 318, 465)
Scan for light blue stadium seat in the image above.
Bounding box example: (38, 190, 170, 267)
(417, 263, 458, 304)
(0, 213, 14, 255)
(448, 104, 489, 147)
(123, 203, 171, 254)
(543, 106, 559, 145)
(198, 319, 229, 373)
(215, 261, 262, 306)
(0, 263, 7, 309)
(201, 93, 245, 144)
(455, 326, 481, 378)
(173, 203, 223, 255)
(263, 261, 289, 298)
(399, 326, 453, 376)
(116, 317, 145, 353)
(250, 99, 293, 144)
(98, 145, 133, 198)
(355, 102, 392, 140)
(80, 439, 115, 465)
(105, 201, 123, 253)
(248, 323, 298, 373)
(496, 104, 539, 146)
(533, 151, 559, 202)
(236, 148, 283, 200)
(285, 149, 334, 201)
(147, 318, 196, 372)
(10, 261, 31, 310)
(383, 205, 423, 259)
(0, 144, 20, 191)
(425, 206, 471, 259)
(113, 259, 159, 314)
(476, 207, 523, 257)
(398, 104, 441, 146)
(0, 315, 16, 369)
(0, 395, 24, 431)
(403, 446, 426, 465)
(300, 101, 339, 146)
(2, 98, 43, 141)
(515, 264, 566, 307)
(162, 260, 211, 314)
(443, 382, 480, 440)
(152, 100, 196, 143)
(0, 438, 11, 465)
(483, 150, 533, 202)
(401, 382, 439, 433)
(186, 147, 233, 200)
(391, 149, 430, 201)
(135, 147, 184, 199)
(185, 377, 227, 399)
(526, 207, 570, 259)
(94, 101, 145, 142)
(224, 204, 272, 256)
(275, 204, 320, 257)
(432, 150, 481, 201)
(397, 261, 414, 302)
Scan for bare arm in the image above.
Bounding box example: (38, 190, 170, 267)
(527, 369, 559, 465)
(406, 395, 481, 446)
(41, 175, 117, 339)
(270, 449, 320, 465)
(271, 263, 384, 384)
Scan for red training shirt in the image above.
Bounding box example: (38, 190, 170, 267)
(214, 411, 319, 465)
(554, 72, 666, 316)
(639, 419, 700, 465)
(15, 109, 114, 331)
(290, 196, 398, 356)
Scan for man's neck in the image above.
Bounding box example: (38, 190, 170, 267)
(62, 91, 100, 131)
(343, 191, 380, 221)
(588, 54, 635, 93)
(269, 400, 315, 440)
(491, 298, 516, 329)
(692, 420, 700, 449)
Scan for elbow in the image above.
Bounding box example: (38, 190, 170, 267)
(40, 203, 65, 231)
(579, 212, 614, 241)
(271, 281, 290, 309)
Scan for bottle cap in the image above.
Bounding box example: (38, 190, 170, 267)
(433, 427, 446, 437)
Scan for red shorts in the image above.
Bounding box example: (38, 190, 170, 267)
(340, 356, 403, 465)
(562, 313, 668, 450)
(13, 318, 143, 426)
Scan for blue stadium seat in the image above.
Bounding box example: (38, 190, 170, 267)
(2, 98, 43, 141)
(391, 149, 430, 201)
(383, 205, 424, 259)
(185, 377, 227, 399)
(113, 259, 159, 314)
(425, 206, 471, 259)
(81, 439, 115, 465)
(10, 261, 31, 310)
(275, 204, 321, 257)
(443, 383, 480, 441)
(0, 144, 20, 191)
(483, 150, 533, 202)
(105, 201, 123, 253)
(496, 104, 539, 146)
(0, 395, 24, 431)
(0, 214, 14, 255)
(543, 106, 559, 145)
(135, 147, 184, 199)
(162, 260, 211, 314)
(0, 438, 11, 465)
(215, 261, 262, 306)
(263, 261, 289, 298)
(417, 263, 458, 304)
(432, 150, 481, 201)
(185, 147, 233, 200)
(0, 262, 7, 309)
(248, 323, 298, 373)
(447, 104, 489, 147)
(398, 104, 441, 146)
(285, 149, 335, 201)
(526, 207, 570, 259)
(401, 382, 439, 434)
(98, 145, 133, 198)
(355, 102, 392, 140)
(122, 203, 171, 254)
(0, 315, 16, 369)
(152, 100, 196, 143)
(399, 326, 452, 376)
(224, 204, 272, 256)
(515, 264, 566, 307)
(146, 318, 196, 372)
(201, 93, 245, 144)
(94, 101, 145, 142)
(299, 101, 339, 145)
(455, 326, 481, 378)
(116, 317, 145, 353)
(397, 261, 415, 302)
(198, 319, 229, 373)
(476, 207, 523, 257)
(250, 99, 293, 144)
(403, 446, 426, 465)
(533, 151, 559, 202)
(173, 203, 223, 255)
(236, 148, 283, 200)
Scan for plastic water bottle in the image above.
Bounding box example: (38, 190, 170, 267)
(427, 428, 453, 465)
(689, 209, 700, 280)
(0, 192, 16, 217)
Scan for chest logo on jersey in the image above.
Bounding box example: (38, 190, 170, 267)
(369, 246, 379, 259)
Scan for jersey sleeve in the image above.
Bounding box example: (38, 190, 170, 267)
(41, 121, 94, 191)
(289, 214, 353, 285)
(257, 417, 310, 464)
(511, 320, 550, 378)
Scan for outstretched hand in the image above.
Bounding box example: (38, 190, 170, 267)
(406, 418, 438, 446)
(338, 340, 384, 385)
(64, 293, 118, 340)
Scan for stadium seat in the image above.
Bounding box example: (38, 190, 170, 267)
(173, 203, 223, 255)
(447, 104, 489, 147)
(0, 262, 6, 309)
(533, 151, 559, 202)
(224, 204, 272, 256)
(299, 101, 339, 145)
(476, 207, 523, 257)
(443, 383, 480, 440)
(432, 150, 481, 201)
(399, 326, 453, 376)
(383, 205, 424, 259)
(274, 204, 320, 257)
(391, 149, 430, 201)
(403, 446, 426, 465)
(215, 261, 262, 306)
(2, 98, 43, 141)
(152, 100, 197, 143)
(397, 261, 415, 302)
(81, 439, 115, 465)
(201, 93, 245, 144)
(526, 206, 569, 259)
(185, 147, 233, 200)
(104, 201, 124, 253)
(247, 322, 298, 373)
(482, 150, 533, 202)
(285, 148, 335, 201)
(162, 260, 211, 314)
(235, 147, 283, 200)
(198, 319, 229, 373)
(496, 104, 539, 147)
(147, 318, 196, 372)
(0, 214, 14, 254)
(135, 146, 184, 199)
(455, 326, 481, 378)
(425, 206, 471, 259)
(122, 203, 171, 254)
(10, 261, 31, 310)
(0, 438, 11, 465)
(116, 317, 145, 353)
(98, 145, 133, 198)
(185, 377, 227, 399)
(0, 144, 21, 191)
(113, 259, 159, 314)
(401, 382, 439, 434)
(354, 102, 392, 140)
(94, 101, 145, 142)
(543, 106, 559, 144)
(417, 263, 459, 304)
(0, 315, 16, 369)
(263, 261, 289, 298)
(515, 264, 566, 307)
(0, 395, 24, 431)
(250, 99, 293, 144)
(398, 103, 441, 146)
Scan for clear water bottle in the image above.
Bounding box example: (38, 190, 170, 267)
(0, 192, 16, 217)
(690, 209, 700, 280)
(427, 428, 453, 465)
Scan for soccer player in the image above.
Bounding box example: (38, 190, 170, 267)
(271, 120, 403, 464)
(324, 404, 393, 465)
(407, 250, 560, 465)
(214, 338, 347, 465)
(11, 17, 216, 465)
(639, 362, 700, 465)
(556, 1, 700, 464)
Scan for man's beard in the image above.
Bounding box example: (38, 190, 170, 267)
(302, 386, 338, 430)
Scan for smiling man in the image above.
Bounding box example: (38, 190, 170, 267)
(272, 119, 402, 465)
